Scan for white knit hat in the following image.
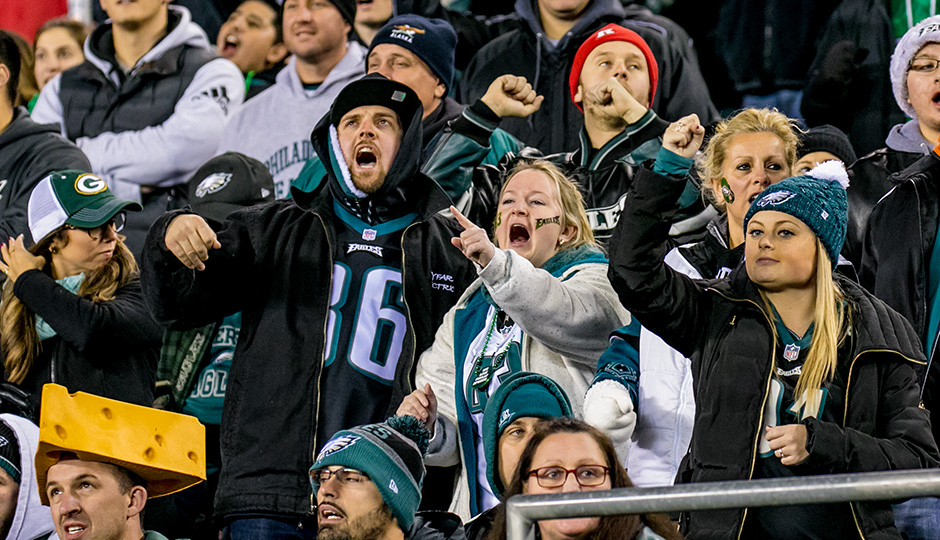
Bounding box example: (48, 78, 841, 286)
(891, 15, 940, 118)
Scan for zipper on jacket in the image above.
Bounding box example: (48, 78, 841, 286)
(842, 349, 925, 540)
(311, 212, 335, 516)
(399, 222, 419, 398)
(706, 289, 776, 540)
(914, 183, 938, 401)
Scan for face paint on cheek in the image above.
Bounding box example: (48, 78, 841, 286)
(535, 216, 560, 229)
(495, 212, 502, 228)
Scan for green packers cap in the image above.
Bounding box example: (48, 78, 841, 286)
(27, 171, 142, 245)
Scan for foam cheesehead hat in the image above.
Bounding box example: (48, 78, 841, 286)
(744, 160, 850, 268)
(27, 171, 142, 246)
(569, 23, 658, 112)
(482, 372, 572, 498)
(368, 15, 458, 93)
(35, 384, 206, 506)
(188, 152, 275, 226)
(891, 14, 940, 119)
(311, 415, 429, 531)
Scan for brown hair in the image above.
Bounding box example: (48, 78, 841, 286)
(1, 228, 138, 384)
(486, 418, 682, 540)
(34, 18, 92, 52)
(495, 160, 599, 252)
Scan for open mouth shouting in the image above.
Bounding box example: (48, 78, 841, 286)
(355, 146, 379, 170)
(62, 522, 88, 539)
(220, 34, 239, 57)
(318, 503, 346, 526)
(509, 223, 530, 247)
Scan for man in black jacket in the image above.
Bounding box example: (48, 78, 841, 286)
(459, 0, 718, 154)
(0, 31, 89, 244)
(141, 75, 474, 540)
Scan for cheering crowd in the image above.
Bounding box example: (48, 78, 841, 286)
(0, 0, 939, 539)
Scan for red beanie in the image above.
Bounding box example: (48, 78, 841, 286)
(569, 24, 658, 112)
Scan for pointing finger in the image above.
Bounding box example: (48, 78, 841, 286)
(449, 205, 477, 230)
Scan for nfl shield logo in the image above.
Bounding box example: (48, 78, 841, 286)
(362, 229, 377, 241)
(783, 343, 800, 362)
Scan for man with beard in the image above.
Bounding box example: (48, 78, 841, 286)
(142, 75, 474, 540)
(312, 416, 463, 540)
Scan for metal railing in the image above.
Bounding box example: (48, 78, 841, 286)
(506, 469, 940, 540)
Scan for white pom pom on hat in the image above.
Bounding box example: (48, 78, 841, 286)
(806, 160, 850, 189)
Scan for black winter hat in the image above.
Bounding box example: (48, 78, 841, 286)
(329, 73, 424, 133)
(188, 152, 276, 226)
(799, 125, 858, 166)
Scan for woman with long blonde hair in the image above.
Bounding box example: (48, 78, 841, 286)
(607, 114, 938, 539)
(396, 159, 631, 521)
(0, 170, 161, 419)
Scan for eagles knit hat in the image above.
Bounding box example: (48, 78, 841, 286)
(188, 152, 276, 226)
(35, 384, 207, 506)
(799, 125, 858, 166)
(481, 372, 572, 498)
(329, 73, 423, 133)
(569, 23, 658, 112)
(27, 171, 142, 246)
(0, 420, 21, 484)
(891, 15, 940, 118)
(311, 416, 430, 531)
(279, 0, 355, 26)
(744, 160, 850, 267)
(368, 15, 458, 93)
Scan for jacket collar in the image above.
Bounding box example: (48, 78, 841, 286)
(572, 110, 667, 169)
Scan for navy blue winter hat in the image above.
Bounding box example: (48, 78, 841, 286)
(368, 15, 457, 93)
(744, 161, 850, 267)
(311, 416, 430, 531)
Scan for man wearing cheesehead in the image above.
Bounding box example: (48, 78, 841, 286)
(33, 384, 205, 540)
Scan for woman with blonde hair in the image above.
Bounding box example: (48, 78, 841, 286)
(607, 114, 938, 539)
(585, 108, 801, 488)
(398, 159, 631, 521)
(0, 170, 161, 419)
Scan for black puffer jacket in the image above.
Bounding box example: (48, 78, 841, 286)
(609, 165, 940, 540)
(410, 511, 467, 540)
(141, 93, 475, 520)
(860, 150, 940, 450)
(8, 272, 160, 420)
(459, 0, 718, 154)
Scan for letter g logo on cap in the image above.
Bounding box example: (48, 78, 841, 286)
(74, 173, 107, 195)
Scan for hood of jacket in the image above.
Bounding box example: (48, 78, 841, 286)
(886, 119, 934, 155)
(2, 414, 54, 540)
(276, 42, 368, 99)
(513, 0, 625, 52)
(84, 5, 210, 85)
(0, 108, 62, 152)
(306, 89, 446, 224)
(408, 511, 466, 540)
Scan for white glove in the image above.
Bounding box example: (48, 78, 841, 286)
(583, 379, 637, 449)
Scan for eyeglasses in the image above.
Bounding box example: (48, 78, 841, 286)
(310, 467, 371, 487)
(527, 465, 609, 489)
(64, 212, 126, 241)
(909, 56, 940, 74)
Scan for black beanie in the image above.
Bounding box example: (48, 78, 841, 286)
(799, 125, 858, 166)
(0, 421, 20, 484)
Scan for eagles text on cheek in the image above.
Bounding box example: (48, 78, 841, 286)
(535, 216, 560, 229)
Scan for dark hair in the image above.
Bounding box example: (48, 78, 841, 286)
(485, 418, 682, 540)
(34, 18, 93, 52)
(0, 31, 22, 105)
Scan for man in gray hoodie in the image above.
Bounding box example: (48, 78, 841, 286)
(31, 0, 244, 257)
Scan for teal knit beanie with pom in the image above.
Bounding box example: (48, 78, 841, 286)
(744, 160, 850, 267)
(311, 416, 430, 531)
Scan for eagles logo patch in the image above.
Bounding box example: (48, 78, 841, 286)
(316, 434, 360, 462)
(195, 173, 232, 198)
(755, 190, 796, 208)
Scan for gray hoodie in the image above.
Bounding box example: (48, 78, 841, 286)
(216, 43, 368, 199)
(885, 118, 934, 155)
(1, 414, 54, 540)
